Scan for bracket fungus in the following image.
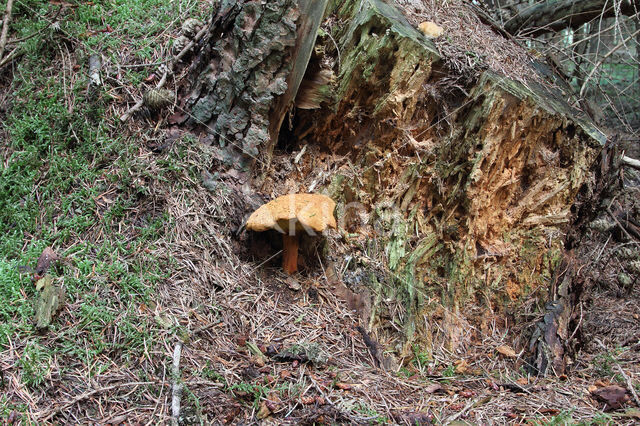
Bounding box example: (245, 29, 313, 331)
(246, 194, 337, 274)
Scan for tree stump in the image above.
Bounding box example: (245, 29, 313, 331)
(186, 0, 606, 369)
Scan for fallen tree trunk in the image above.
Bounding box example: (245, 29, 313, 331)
(503, 0, 640, 37)
(186, 0, 605, 366)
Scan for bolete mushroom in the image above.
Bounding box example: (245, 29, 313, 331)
(246, 193, 336, 274)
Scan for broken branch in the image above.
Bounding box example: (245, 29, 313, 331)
(622, 155, 640, 171)
(0, 0, 14, 60)
(171, 342, 183, 426)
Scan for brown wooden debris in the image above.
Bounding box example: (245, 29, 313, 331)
(591, 385, 630, 411)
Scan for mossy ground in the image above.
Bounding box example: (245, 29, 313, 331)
(0, 0, 208, 418)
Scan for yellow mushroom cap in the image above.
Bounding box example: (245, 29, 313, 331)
(418, 21, 444, 38)
(246, 193, 337, 235)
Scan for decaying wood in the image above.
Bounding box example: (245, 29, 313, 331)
(282, 0, 604, 355)
(529, 141, 623, 376)
(185, 0, 606, 357)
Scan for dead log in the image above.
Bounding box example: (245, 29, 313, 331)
(503, 0, 640, 37)
(185, 0, 605, 361)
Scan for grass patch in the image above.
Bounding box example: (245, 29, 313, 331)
(0, 0, 209, 419)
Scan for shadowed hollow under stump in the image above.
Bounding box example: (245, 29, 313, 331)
(246, 194, 336, 274)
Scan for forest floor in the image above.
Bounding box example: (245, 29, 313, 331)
(1, 0, 639, 424)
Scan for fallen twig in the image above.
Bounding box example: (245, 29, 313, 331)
(0, 0, 14, 60)
(615, 364, 640, 408)
(622, 155, 640, 171)
(171, 342, 183, 426)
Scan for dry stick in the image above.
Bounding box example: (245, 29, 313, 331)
(622, 155, 640, 170)
(580, 27, 640, 97)
(38, 381, 153, 421)
(171, 342, 183, 426)
(119, 22, 209, 122)
(0, 0, 14, 60)
(0, 43, 18, 68)
(615, 364, 640, 408)
(607, 206, 640, 249)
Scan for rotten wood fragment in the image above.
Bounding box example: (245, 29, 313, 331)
(35, 275, 65, 330)
(530, 141, 623, 376)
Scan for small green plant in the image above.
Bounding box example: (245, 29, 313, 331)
(442, 364, 456, 378)
(411, 344, 431, 370)
(593, 349, 621, 377)
(18, 341, 51, 388)
(202, 363, 226, 383)
(353, 402, 387, 424)
(530, 409, 574, 425)
(229, 382, 268, 408)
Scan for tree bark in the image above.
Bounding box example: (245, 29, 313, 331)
(185, 0, 327, 170)
(504, 0, 640, 37)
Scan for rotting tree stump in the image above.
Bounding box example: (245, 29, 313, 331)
(185, 0, 606, 372)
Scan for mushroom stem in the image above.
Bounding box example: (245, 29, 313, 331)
(282, 234, 299, 274)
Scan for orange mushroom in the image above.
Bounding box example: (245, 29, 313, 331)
(246, 194, 337, 274)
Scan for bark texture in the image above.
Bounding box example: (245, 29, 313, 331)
(186, 0, 327, 168)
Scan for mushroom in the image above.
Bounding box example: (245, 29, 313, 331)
(246, 193, 337, 274)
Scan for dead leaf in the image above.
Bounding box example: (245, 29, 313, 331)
(592, 385, 629, 410)
(300, 396, 315, 405)
(35, 247, 59, 276)
(496, 345, 517, 358)
(335, 382, 352, 390)
(516, 377, 529, 386)
(280, 370, 291, 379)
(256, 402, 271, 419)
(286, 277, 301, 291)
(424, 383, 443, 393)
(454, 359, 469, 374)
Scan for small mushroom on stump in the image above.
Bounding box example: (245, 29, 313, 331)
(246, 194, 337, 274)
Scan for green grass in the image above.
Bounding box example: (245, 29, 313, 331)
(0, 0, 209, 420)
